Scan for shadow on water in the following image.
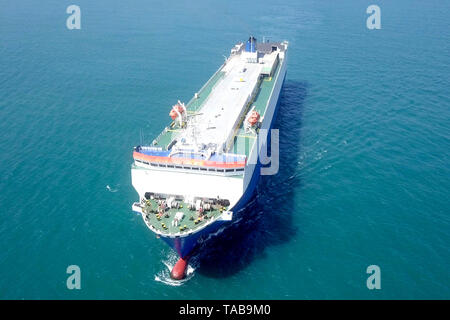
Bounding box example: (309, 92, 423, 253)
(192, 79, 309, 278)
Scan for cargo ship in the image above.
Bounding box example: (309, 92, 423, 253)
(131, 37, 288, 279)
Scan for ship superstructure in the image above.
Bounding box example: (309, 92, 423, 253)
(131, 37, 288, 279)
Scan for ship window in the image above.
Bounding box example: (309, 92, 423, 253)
(208, 168, 216, 172)
(192, 167, 199, 170)
(150, 163, 157, 166)
(167, 165, 174, 168)
(225, 169, 234, 172)
(200, 168, 207, 171)
(217, 169, 224, 172)
(183, 166, 191, 170)
(158, 164, 166, 167)
(236, 168, 244, 172)
(175, 165, 183, 169)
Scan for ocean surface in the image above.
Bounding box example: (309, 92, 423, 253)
(0, 0, 449, 299)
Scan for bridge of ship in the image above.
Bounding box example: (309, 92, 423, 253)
(133, 147, 247, 173)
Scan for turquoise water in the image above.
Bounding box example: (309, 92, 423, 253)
(1, 0, 449, 299)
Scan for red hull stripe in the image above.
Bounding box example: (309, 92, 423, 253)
(133, 152, 246, 168)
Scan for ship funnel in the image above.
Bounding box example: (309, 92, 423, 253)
(245, 36, 257, 53)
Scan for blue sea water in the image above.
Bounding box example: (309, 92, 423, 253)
(0, 0, 449, 299)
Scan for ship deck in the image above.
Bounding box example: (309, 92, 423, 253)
(135, 198, 230, 235)
(152, 57, 282, 158)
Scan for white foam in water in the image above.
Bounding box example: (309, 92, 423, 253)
(106, 184, 119, 193)
(154, 252, 196, 286)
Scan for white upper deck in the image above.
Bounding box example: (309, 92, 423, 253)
(170, 39, 286, 156)
(181, 56, 260, 148)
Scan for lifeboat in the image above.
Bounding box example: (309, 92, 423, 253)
(247, 110, 260, 126)
(169, 102, 186, 120)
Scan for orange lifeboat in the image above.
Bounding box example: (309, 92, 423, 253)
(247, 110, 260, 126)
(169, 103, 185, 120)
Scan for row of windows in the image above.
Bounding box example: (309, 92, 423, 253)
(135, 159, 245, 173)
